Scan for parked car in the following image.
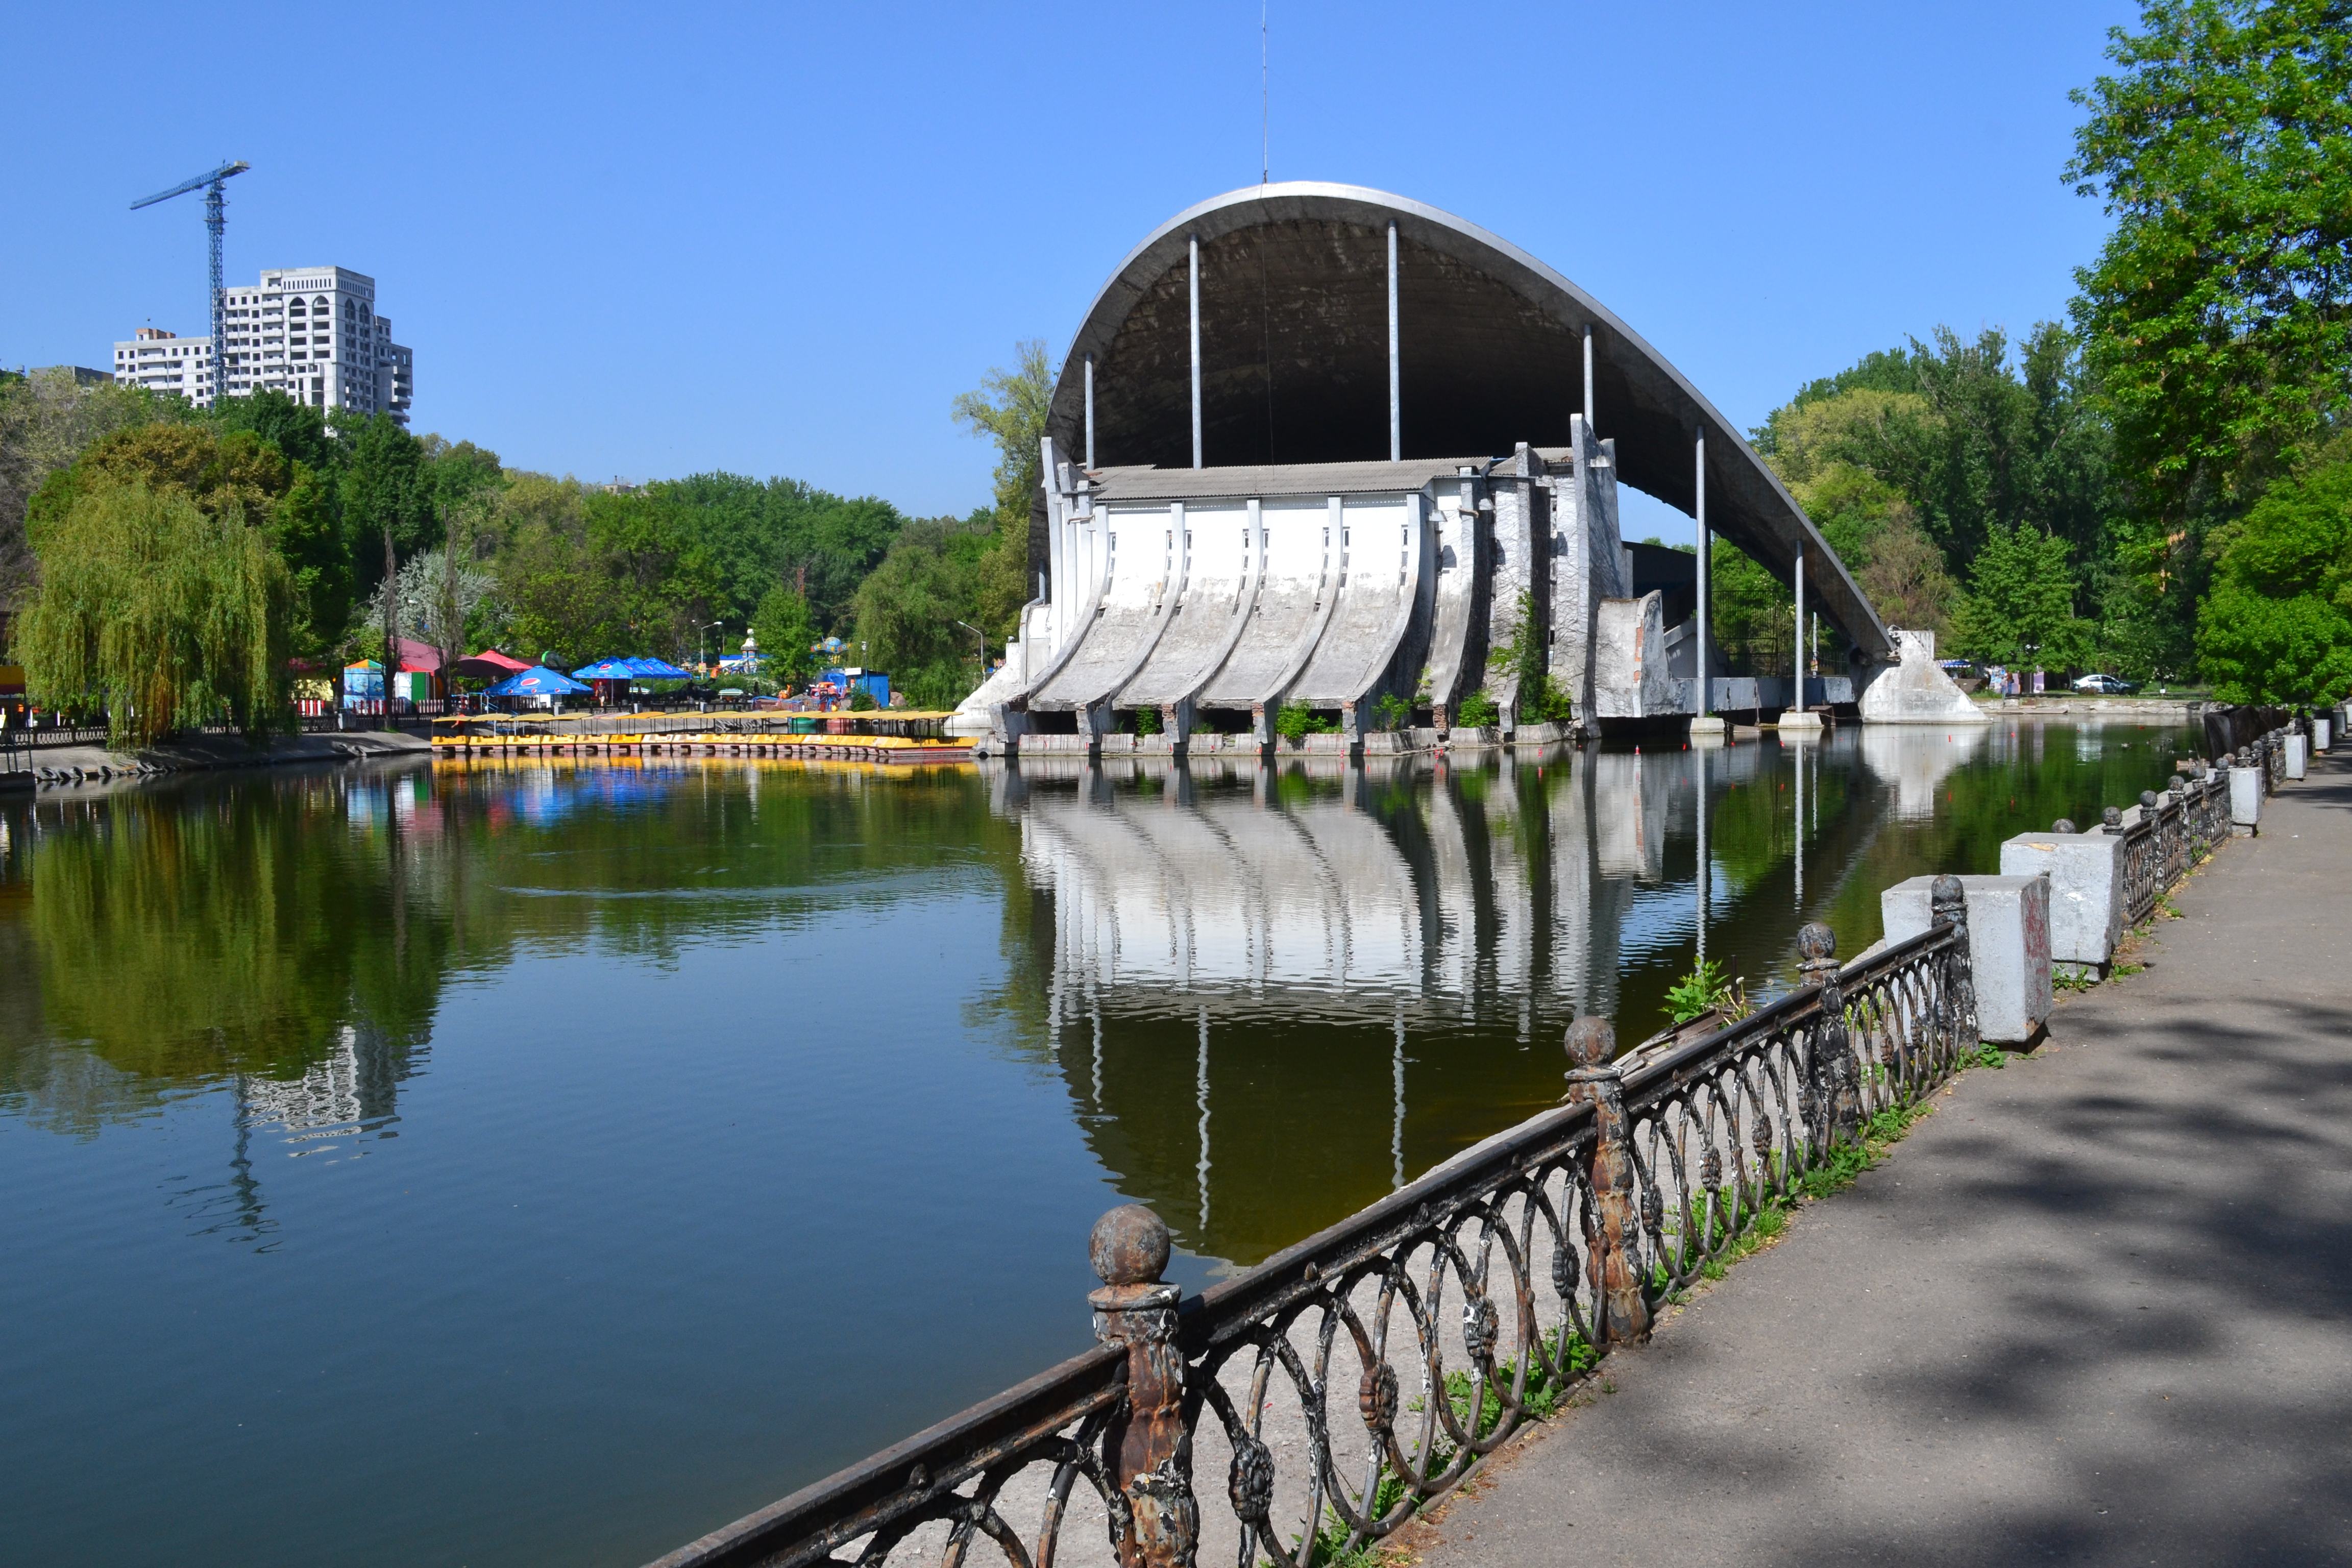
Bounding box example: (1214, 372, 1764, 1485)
(2073, 673, 2139, 695)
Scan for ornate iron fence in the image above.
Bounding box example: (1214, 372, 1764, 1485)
(647, 889, 1981, 1568)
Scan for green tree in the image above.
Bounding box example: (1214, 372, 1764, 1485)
(28, 422, 353, 660)
(645, 472, 904, 635)
(211, 387, 336, 471)
(751, 584, 817, 683)
(950, 339, 1053, 639)
(849, 515, 999, 707)
(2196, 455, 2352, 700)
(1954, 524, 2092, 669)
(2068, 0, 2352, 527)
(0, 370, 180, 623)
(1709, 536, 1794, 675)
(17, 477, 291, 745)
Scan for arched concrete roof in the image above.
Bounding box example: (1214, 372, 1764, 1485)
(1047, 183, 1889, 660)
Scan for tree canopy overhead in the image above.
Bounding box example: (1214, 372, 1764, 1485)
(2068, 0, 2352, 517)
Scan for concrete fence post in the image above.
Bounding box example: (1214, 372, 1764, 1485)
(2000, 822, 2125, 976)
(1798, 922, 1859, 1144)
(1884, 874, 2045, 1043)
(2286, 730, 2308, 780)
(2230, 754, 2263, 836)
(1089, 1206, 1198, 1568)
(1563, 1017, 1650, 1345)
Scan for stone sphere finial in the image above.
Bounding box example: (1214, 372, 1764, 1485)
(1930, 874, 1966, 914)
(2140, 790, 2160, 808)
(1090, 1205, 1170, 1287)
(2169, 775, 2186, 794)
(1798, 922, 1836, 962)
(2102, 805, 2123, 828)
(1563, 1016, 1615, 1069)
(2051, 818, 2077, 835)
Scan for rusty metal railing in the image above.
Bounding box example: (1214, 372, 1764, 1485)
(648, 889, 1981, 1568)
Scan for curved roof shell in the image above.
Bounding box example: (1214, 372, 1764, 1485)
(1047, 182, 1887, 659)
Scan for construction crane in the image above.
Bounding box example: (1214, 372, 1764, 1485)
(130, 160, 249, 404)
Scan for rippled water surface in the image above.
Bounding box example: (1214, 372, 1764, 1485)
(0, 721, 2195, 1565)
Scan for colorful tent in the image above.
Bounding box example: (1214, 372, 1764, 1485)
(571, 658, 639, 680)
(626, 656, 694, 679)
(481, 666, 591, 698)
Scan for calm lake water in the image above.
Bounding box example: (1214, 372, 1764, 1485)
(0, 720, 2195, 1566)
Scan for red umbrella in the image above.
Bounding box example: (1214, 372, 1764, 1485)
(452, 648, 531, 682)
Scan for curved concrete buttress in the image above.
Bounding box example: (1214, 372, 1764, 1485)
(1032, 506, 1179, 710)
(1047, 182, 1890, 663)
(1116, 501, 1253, 708)
(1419, 479, 1482, 713)
(1200, 497, 1336, 709)
(1164, 497, 1269, 709)
(1255, 497, 1350, 711)
(1016, 509, 1113, 705)
(1288, 493, 1427, 712)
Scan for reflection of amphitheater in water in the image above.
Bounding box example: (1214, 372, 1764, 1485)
(992, 742, 1799, 1265)
(988, 719, 2192, 1264)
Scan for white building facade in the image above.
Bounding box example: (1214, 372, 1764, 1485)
(112, 265, 413, 424)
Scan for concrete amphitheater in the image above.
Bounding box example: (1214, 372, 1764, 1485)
(951, 182, 1980, 753)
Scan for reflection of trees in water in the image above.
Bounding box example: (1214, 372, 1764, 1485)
(0, 772, 447, 1116)
(0, 757, 1031, 1240)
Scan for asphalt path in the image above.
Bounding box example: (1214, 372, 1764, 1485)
(1403, 748, 2352, 1568)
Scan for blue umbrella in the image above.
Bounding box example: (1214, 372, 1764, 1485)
(626, 656, 694, 678)
(483, 666, 591, 698)
(572, 657, 638, 680)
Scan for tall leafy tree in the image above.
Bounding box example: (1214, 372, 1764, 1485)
(18, 477, 291, 745)
(2197, 453, 2352, 698)
(2067, 0, 2352, 642)
(950, 339, 1052, 639)
(0, 371, 179, 625)
(1955, 524, 2092, 668)
(2070, 0, 2352, 499)
(750, 584, 817, 683)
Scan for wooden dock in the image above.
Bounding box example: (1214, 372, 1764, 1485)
(426, 730, 974, 766)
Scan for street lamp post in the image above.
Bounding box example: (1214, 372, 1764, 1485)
(954, 620, 988, 687)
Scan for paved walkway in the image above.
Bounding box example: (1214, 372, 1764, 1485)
(1408, 750, 2352, 1568)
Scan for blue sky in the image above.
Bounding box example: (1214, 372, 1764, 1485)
(5, 2, 2137, 540)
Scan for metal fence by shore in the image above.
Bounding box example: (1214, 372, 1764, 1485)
(644, 718, 2314, 1568)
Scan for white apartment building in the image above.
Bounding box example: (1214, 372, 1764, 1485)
(114, 327, 212, 401)
(112, 265, 414, 424)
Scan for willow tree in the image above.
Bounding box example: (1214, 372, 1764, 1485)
(18, 476, 292, 747)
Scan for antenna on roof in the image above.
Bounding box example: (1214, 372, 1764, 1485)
(1260, 2, 1269, 185)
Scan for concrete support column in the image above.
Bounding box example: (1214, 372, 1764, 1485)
(1084, 352, 1096, 469)
(1690, 428, 1722, 740)
(1189, 236, 1203, 470)
(1387, 222, 1401, 462)
(1582, 324, 1594, 431)
(1782, 538, 1822, 730)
